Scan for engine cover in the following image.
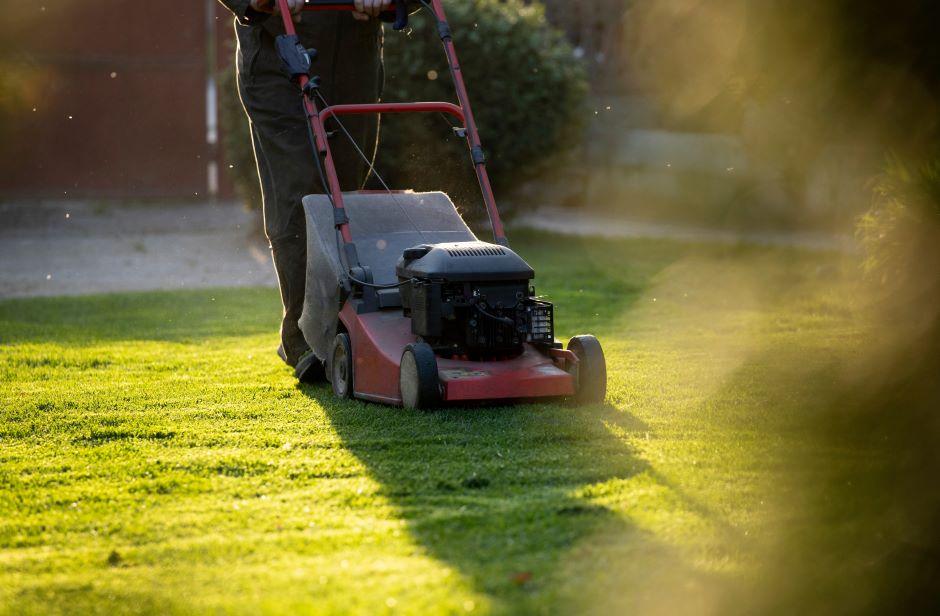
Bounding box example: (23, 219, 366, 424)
(396, 242, 553, 356)
(396, 241, 535, 282)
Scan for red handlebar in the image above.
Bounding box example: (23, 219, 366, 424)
(274, 0, 508, 246)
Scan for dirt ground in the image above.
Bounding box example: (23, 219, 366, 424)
(0, 200, 275, 299)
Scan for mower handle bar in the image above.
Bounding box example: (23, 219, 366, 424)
(278, 0, 509, 246)
(319, 102, 464, 125)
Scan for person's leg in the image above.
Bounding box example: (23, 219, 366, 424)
(246, 110, 317, 368)
(245, 122, 306, 366)
(239, 15, 382, 371)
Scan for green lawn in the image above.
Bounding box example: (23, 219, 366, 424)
(0, 232, 874, 615)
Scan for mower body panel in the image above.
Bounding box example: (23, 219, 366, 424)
(339, 301, 575, 405)
(341, 302, 411, 405)
(437, 349, 575, 401)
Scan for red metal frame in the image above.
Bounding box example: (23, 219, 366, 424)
(318, 102, 464, 124)
(277, 0, 508, 248)
(428, 0, 507, 244)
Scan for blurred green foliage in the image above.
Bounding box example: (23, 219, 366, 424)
(858, 154, 940, 292)
(622, 0, 940, 225)
(820, 154, 940, 612)
(637, 0, 940, 150)
(377, 0, 587, 202)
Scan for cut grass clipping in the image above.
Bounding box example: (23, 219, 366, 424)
(1, 232, 885, 615)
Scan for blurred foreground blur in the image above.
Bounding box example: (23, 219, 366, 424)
(523, 0, 940, 232)
(535, 5, 940, 608)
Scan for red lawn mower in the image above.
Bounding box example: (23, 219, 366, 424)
(278, 0, 605, 408)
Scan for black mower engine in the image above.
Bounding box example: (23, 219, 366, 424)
(397, 242, 554, 356)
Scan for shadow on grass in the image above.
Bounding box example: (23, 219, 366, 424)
(302, 397, 737, 611)
(306, 385, 645, 609)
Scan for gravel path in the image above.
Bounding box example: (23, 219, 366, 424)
(510, 207, 856, 253)
(0, 201, 275, 299)
(0, 200, 854, 300)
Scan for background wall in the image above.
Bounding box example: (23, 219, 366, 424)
(0, 0, 233, 200)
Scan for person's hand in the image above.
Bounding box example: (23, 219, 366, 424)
(352, 0, 393, 21)
(251, 0, 304, 23)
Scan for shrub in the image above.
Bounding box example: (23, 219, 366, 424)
(857, 153, 940, 297)
(847, 152, 940, 616)
(378, 1, 587, 198)
(219, 1, 588, 214)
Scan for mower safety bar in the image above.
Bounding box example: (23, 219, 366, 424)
(319, 102, 464, 125)
(278, 0, 509, 252)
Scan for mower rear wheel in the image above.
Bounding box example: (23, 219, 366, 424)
(568, 335, 607, 404)
(331, 333, 354, 399)
(400, 343, 441, 410)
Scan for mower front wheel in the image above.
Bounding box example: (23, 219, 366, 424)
(400, 343, 441, 410)
(568, 335, 607, 404)
(331, 333, 354, 399)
